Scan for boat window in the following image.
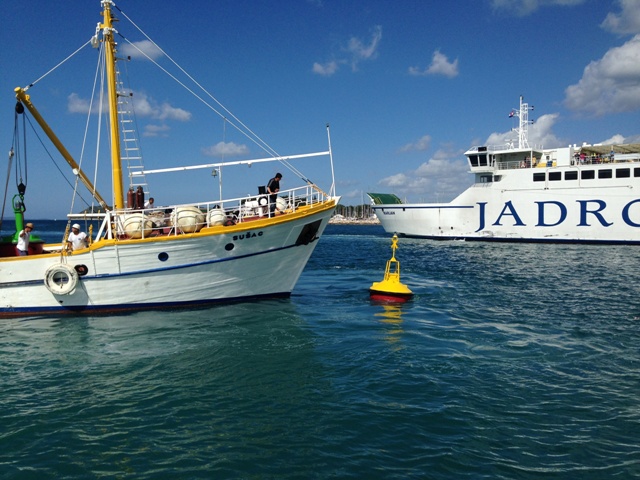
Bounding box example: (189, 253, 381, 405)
(634, 167, 640, 177)
(549, 171, 561, 181)
(480, 175, 492, 183)
(616, 168, 630, 178)
(479, 154, 488, 166)
(598, 169, 612, 179)
(469, 155, 479, 167)
(533, 172, 545, 182)
(565, 171, 578, 180)
(581, 170, 595, 180)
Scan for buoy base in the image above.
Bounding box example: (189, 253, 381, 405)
(369, 289, 413, 303)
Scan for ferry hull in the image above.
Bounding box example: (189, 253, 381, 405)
(374, 183, 640, 244)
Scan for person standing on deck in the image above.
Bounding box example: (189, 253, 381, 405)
(67, 224, 88, 251)
(17, 223, 34, 255)
(267, 173, 282, 217)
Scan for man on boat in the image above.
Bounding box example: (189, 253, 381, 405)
(17, 223, 34, 255)
(267, 173, 282, 216)
(67, 224, 88, 251)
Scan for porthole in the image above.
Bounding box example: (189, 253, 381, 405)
(225, 243, 235, 251)
(158, 252, 169, 261)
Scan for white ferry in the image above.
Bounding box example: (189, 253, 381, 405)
(369, 97, 640, 244)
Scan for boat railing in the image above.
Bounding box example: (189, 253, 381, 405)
(495, 159, 552, 170)
(71, 183, 331, 243)
(467, 142, 545, 154)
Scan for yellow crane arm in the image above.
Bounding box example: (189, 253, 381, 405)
(14, 87, 109, 210)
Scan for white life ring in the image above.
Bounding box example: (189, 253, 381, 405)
(44, 264, 79, 295)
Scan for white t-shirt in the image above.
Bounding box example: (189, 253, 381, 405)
(17, 229, 30, 252)
(68, 231, 88, 250)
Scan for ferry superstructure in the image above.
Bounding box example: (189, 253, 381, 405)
(369, 97, 640, 244)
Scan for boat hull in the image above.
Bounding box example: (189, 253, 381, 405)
(0, 205, 335, 318)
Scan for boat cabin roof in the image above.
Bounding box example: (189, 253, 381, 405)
(579, 143, 640, 156)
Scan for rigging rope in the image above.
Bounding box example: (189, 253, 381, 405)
(24, 40, 92, 91)
(112, 3, 307, 182)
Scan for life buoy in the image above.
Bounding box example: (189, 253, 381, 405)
(44, 264, 79, 295)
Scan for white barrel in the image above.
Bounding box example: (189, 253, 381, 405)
(171, 206, 205, 233)
(121, 213, 154, 239)
(208, 208, 226, 226)
(276, 197, 288, 212)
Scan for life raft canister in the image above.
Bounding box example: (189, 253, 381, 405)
(44, 263, 79, 295)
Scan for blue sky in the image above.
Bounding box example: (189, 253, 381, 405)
(2, 0, 640, 219)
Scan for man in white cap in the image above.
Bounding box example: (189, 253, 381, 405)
(17, 222, 34, 255)
(67, 223, 88, 251)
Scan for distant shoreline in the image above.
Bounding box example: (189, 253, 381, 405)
(329, 217, 380, 225)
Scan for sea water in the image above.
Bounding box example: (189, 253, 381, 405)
(1, 222, 639, 479)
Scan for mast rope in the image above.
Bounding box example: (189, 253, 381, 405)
(22, 114, 93, 209)
(112, 3, 307, 182)
(23, 40, 92, 91)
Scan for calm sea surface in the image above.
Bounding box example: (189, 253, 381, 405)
(1, 221, 639, 479)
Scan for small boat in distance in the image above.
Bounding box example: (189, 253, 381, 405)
(370, 96, 640, 244)
(0, 1, 339, 318)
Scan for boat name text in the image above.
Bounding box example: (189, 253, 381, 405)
(233, 231, 264, 241)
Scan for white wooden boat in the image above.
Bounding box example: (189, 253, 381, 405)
(0, 1, 339, 318)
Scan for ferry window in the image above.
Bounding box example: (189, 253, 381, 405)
(565, 171, 578, 180)
(581, 170, 595, 180)
(469, 155, 479, 167)
(598, 169, 612, 179)
(480, 175, 492, 183)
(616, 168, 630, 178)
(479, 154, 488, 166)
(533, 172, 545, 182)
(634, 167, 640, 177)
(549, 171, 561, 181)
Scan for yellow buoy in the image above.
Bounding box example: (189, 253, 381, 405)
(370, 234, 413, 303)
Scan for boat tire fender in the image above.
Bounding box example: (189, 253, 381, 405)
(44, 264, 79, 295)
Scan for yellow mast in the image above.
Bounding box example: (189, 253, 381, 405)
(101, 0, 125, 210)
(13, 88, 109, 210)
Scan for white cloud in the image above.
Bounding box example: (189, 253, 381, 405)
(121, 40, 163, 61)
(600, 133, 627, 144)
(313, 25, 382, 76)
(399, 135, 431, 152)
(564, 34, 640, 115)
(345, 25, 382, 71)
(202, 141, 250, 157)
(409, 50, 459, 78)
(68, 90, 191, 122)
(378, 147, 469, 203)
(485, 113, 563, 149)
(601, 0, 640, 35)
(491, 0, 585, 17)
(67, 92, 95, 114)
(158, 103, 191, 121)
(129, 92, 191, 121)
(143, 124, 170, 138)
(312, 60, 339, 76)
